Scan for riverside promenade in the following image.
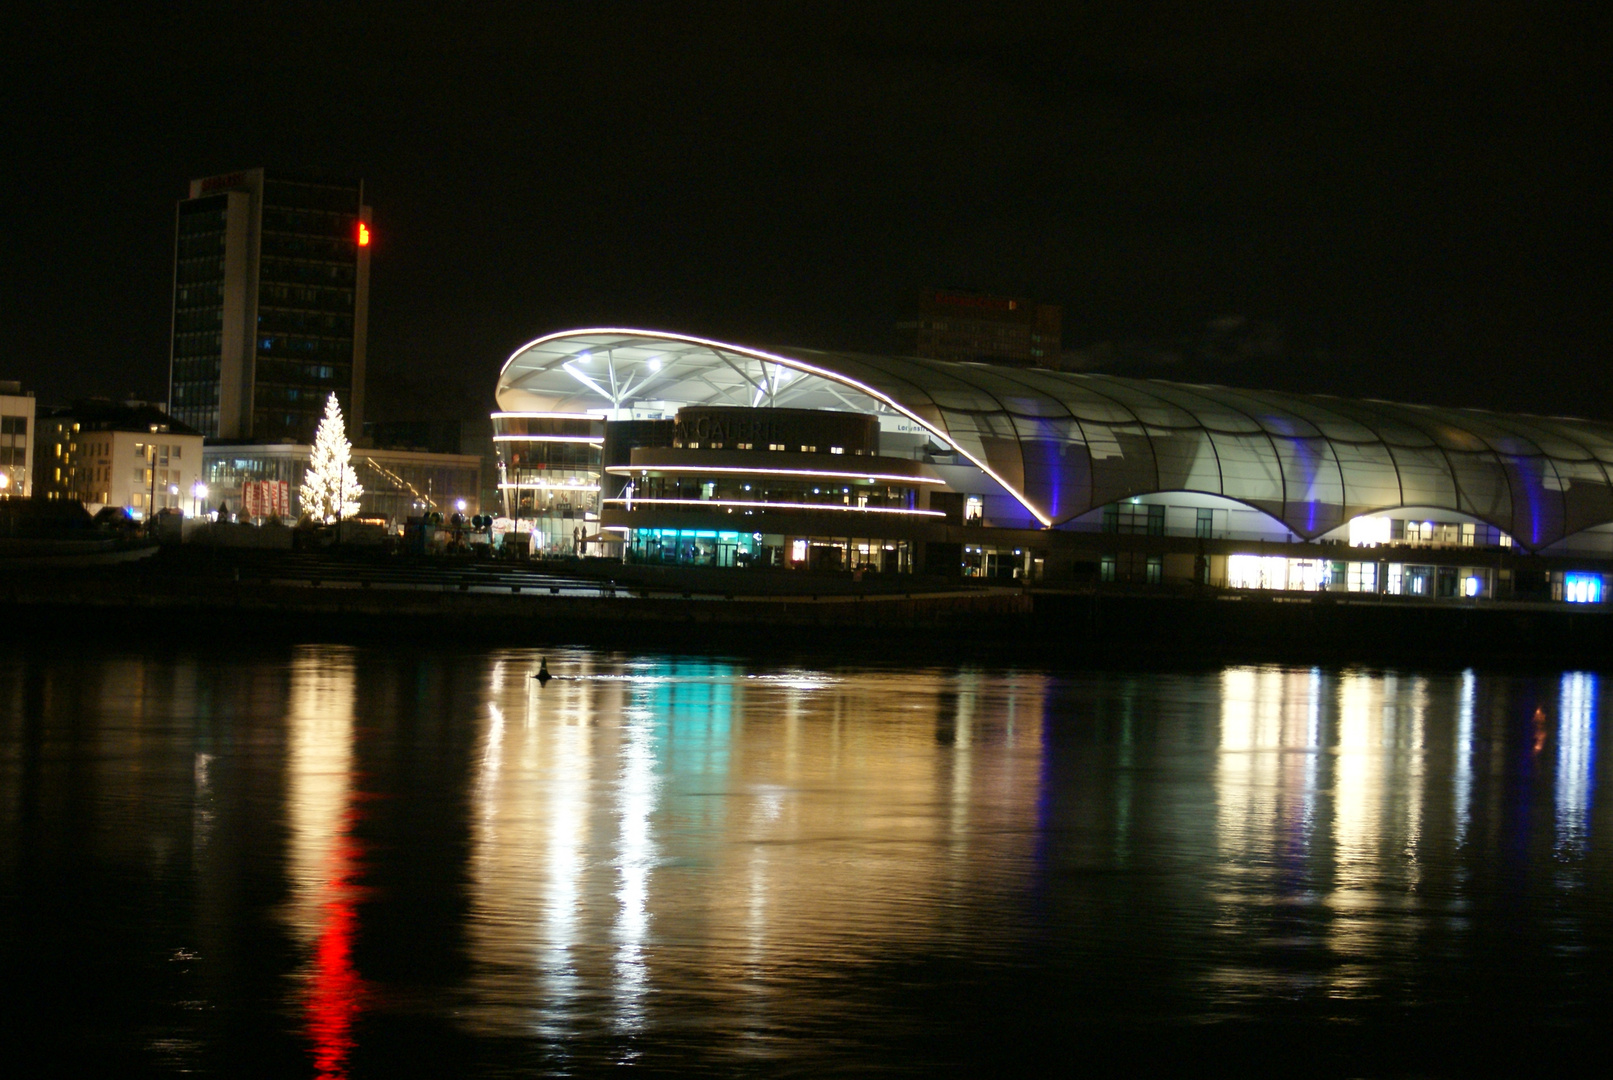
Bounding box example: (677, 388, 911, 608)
(6, 546, 1613, 663)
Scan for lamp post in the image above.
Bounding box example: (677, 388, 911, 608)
(191, 480, 208, 518)
(0, 470, 9, 499)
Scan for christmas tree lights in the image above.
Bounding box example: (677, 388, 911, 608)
(300, 393, 364, 523)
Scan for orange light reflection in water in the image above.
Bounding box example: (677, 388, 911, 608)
(283, 646, 367, 1080)
(305, 830, 364, 1080)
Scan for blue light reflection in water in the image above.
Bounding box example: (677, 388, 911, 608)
(1556, 671, 1597, 861)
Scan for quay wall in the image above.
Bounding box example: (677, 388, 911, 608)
(0, 572, 1030, 642)
(5, 559, 1613, 663)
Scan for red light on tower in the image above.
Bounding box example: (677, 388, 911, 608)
(357, 222, 370, 247)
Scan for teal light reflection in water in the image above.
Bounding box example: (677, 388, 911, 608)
(456, 655, 1052, 1058)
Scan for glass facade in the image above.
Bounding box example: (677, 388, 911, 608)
(1216, 554, 1507, 600)
(170, 195, 229, 436)
(169, 170, 366, 444)
(254, 177, 362, 444)
(493, 414, 604, 554)
(204, 446, 480, 523)
(625, 528, 911, 572)
(0, 415, 27, 469)
(620, 474, 922, 514)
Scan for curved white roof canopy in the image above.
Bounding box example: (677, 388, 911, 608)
(498, 329, 1613, 550)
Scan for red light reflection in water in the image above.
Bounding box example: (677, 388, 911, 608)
(303, 819, 366, 1079)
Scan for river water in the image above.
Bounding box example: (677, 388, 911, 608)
(1, 644, 1608, 1077)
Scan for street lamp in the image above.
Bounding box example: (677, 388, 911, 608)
(0, 471, 9, 498)
(191, 480, 208, 518)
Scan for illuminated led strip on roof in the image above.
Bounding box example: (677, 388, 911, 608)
(605, 464, 946, 484)
(600, 497, 945, 517)
(493, 434, 605, 444)
(498, 328, 1054, 527)
(491, 411, 604, 421)
(497, 482, 602, 491)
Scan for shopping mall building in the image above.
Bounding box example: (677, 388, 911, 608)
(493, 328, 1613, 602)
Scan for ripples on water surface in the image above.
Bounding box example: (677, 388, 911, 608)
(1, 645, 1610, 1076)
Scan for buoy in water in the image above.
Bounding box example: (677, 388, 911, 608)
(532, 658, 552, 685)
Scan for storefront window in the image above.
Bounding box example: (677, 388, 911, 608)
(1564, 573, 1603, 603)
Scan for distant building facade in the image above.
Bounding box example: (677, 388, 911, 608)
(32, 402, 204, 516)
(365, 417, 499, 512)
(897, 290, 1061, 366)
(169, 168, 371, 444)
(1, 380, 34, 498)
(203, 444, 482, 523)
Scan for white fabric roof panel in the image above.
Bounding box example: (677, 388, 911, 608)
(497, 329, 1613, 549)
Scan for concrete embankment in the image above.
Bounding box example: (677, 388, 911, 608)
(1028, 589, 1613, 665)
(6, 550, 1613, 662)
(0, 569, 1031, 646)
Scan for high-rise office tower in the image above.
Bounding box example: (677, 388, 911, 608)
(169, 168, 370, 443)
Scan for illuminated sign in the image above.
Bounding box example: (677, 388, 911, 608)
(357, 223, 370, 247)
(199, 172, 247, 193)
(934, 292, 1017, 311)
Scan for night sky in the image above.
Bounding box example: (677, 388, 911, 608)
(3, 2, 1607, 421)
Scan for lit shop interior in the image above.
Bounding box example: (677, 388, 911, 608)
(492, 329, 1613, 600)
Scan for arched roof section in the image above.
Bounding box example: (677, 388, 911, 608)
(497, 329, 1613, 550)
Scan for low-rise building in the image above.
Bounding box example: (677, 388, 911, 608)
(32, 402, 204, 516)
(0, 380, 35, 498)
(203, 443, 482, 523)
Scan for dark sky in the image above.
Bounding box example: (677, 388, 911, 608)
(3, 1, 1608, 420)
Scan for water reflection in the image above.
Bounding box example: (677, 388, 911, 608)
(460, 659, 1049, 1050)
(1557, 672, 1597, 860)
(6, 647, 1613, 1074)
(283, 645, 364, 1080)
(1456, 669, 1476, 850)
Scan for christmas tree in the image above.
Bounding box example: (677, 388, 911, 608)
(299, 393, 364, 523)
